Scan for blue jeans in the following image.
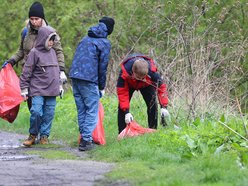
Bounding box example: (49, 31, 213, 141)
(29, 96, 56, 137)
(72, 79, 99, 142)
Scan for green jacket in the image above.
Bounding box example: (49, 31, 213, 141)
(11, 22, 65, 71)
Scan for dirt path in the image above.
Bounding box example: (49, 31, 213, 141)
(0, 131, 114, 186)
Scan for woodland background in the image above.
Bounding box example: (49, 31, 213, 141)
(0, 0, 248, 118)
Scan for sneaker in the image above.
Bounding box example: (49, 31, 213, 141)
(79, 139, 95, 151)
(40, 135, 49, 145)
(23, 134, 36, 147)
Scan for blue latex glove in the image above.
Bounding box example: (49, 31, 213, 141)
(1, 61, 8, 68)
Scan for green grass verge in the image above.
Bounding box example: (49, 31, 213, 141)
(1, 92, 248, 185)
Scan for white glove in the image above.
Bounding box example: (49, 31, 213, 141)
(161, 108, 170, 117)
(21, 88, 28, 100)
(125, 113, 134, 124)
(59, 85, 64, 99)
(99, 89, 105, 98)
(60, 71, 67, 84)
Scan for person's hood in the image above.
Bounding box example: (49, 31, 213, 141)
(87, 23, 108, 38)
(35, 26, 56, 51)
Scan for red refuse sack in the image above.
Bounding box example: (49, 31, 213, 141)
(78, 101, 106, 145)
(118, 120, 157, 140)
(0, 64, 24, 123)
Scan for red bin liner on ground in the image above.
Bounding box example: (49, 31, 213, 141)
(118, 120, 156, 140)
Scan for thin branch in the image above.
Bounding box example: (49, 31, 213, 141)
(218, 121, 248, 142)
(235, 97, 248, 137)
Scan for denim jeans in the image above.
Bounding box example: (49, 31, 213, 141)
(72, 79, 99, 142)
(29, 96, 56, 137)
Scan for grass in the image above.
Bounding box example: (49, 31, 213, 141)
(1, 91, 248, 185)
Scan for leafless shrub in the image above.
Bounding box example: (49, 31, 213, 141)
(106, 2, 247, 120)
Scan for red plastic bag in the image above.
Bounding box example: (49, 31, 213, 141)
(0, 64, 24, 123)
(92, 101, 106, 145)
(78, 101, 106, 145)
(118, 120, 157, 140)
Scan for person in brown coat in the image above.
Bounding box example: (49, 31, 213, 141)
(20, 26, 60, 147)
(2, 1, 66, 109)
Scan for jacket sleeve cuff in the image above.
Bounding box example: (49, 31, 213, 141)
(124, 109, 129, 114)
(59, 66, 65, 71)
(8, 58, 16, 66)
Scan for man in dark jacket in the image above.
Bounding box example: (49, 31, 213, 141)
(117, 53, 170, 134)
(69, 17, 115, 151)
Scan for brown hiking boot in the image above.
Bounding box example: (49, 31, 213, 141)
(40, 135, 49, 145)
(23, 134, 36, 147)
